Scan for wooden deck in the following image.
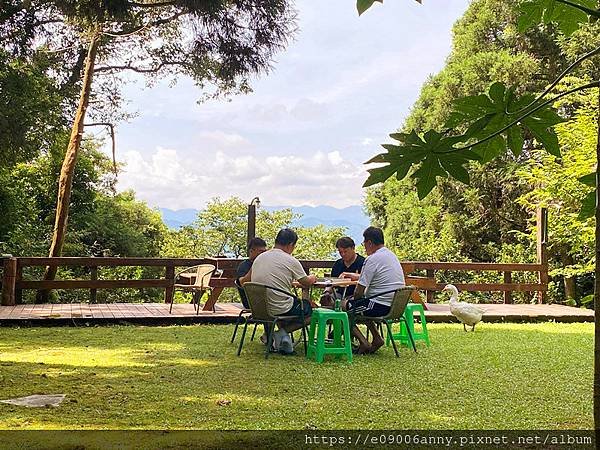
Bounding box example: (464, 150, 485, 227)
(0, 302, 593, 325)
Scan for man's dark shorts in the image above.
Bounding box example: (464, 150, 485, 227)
(346, 298, 390, 317)
(282, 297, 312, 318)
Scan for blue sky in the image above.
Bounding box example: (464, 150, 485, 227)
(109, 0, 471, 210)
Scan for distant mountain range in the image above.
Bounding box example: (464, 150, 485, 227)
(159, 208, 199, 230)
(159, 205, 371, 244)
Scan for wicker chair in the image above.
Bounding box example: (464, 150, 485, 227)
(170, 264, 218, 314)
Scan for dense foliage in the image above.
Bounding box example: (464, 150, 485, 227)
(364, 0, 600, 304)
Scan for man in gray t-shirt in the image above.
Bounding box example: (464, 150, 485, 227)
(240, 228, 316, 354)
(343, 226, 405, 355)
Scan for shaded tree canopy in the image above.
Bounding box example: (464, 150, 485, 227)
(0, 0, 298, 121)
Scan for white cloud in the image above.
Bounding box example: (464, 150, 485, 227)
(110, 0, 472, 209)
(361, 138, 373, 146)
(116, 147, 368, 209)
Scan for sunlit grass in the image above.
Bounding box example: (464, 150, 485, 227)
(0, 322, 592, 430)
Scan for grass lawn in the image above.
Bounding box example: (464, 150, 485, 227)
(0, 322, 592, 430)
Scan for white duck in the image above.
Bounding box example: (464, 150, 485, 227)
(443, 284, 484, 332)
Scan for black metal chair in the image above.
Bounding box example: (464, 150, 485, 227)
(230, 278, 257, 344)
(237, 282, 309, 358)
(351, 286, 417, 357)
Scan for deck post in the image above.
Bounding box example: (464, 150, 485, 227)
(15, 263, 22, 304)
(536, 207, 548, 303)
(164, 265, 175, 304)
(503, 271, 513, 304)
(1, 257, 17, 306)
(426, 269, 435, 303)
(90, 266, 98, 304)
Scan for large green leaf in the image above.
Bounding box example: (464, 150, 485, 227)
(578, 172, 596, 187)
(579, 191, 596, 220)
(356, 0, 422, 15)
(447, 82, 565, 158)
(518, 0, 596, 36)
(577, 172, 596, 219)
(520, 101, 564, 157)
(363, 130, 479, 199)
(356, 0, 383, 16)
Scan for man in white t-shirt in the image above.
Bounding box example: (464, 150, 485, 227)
(241, 228, 316, 354)
(342, 226, 405, 354)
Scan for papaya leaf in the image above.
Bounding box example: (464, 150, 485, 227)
(357, 0, 422, 15)
(449, 82, 564, 158)
(413, 157, 445, 199)
(356, 0, 383, 16)
(363, 130, 478, 199)
(520, 103, 564, 156)
(579, 191, 596, 220)
(579, 172, 596, 187)
(518, 0, 596, 36)
(474, 135, 505, 164)
(506, 126, 524, 157)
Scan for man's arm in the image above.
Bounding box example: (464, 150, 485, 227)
(297, 274, 317, 288)
(353, 283, 366, 300)
(340, 272, 360, 281)
(239, 268, 252, 285)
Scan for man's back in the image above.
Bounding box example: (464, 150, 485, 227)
(251, 248, 307, 315)
(359, 247, 405, 306)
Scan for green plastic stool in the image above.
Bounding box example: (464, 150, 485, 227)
(306, 308, 353, 363)
(386, 303, 431, 348)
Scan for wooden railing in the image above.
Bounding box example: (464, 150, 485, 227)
(0, 256, 547, 307)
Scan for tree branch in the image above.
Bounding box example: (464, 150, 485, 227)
(439, 80, 600, 154)
(508, 44, 600, 116)
(84, 122, 117, 175)
(554, 0, 600, 18)
(102, 11, 185, 37)
(127, 1, 177, 7)
(95, 60, 187, 74)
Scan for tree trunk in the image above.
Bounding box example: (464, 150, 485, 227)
(594, 86, 600, 439)
(36, 33, 101, 303)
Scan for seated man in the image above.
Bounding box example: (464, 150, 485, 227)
(320, 236, 365, 307)
(236, 237, 267, 308)
(241, 228, 316, 354)
(343, 226, 405, 354)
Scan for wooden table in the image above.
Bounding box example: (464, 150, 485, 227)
(294, 277, 357, 302)
(296, 276, 426, 308)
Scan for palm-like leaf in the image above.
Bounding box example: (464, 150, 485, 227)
(364, 130, 479, 199)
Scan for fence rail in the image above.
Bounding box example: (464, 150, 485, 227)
(1, 256, 547, 307)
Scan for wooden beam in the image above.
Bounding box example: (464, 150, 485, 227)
(425, 269, 435, 302)
(408, 262, 546, 272)
(503, 272, 513, 304)
(15, 264, 22, 305)
(431, 283, 546, 292)
(90, 267, 98, 304)
(164, 265, 175, 305)
(17, 257, 211, 267)
(18, 279, 171, 290)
